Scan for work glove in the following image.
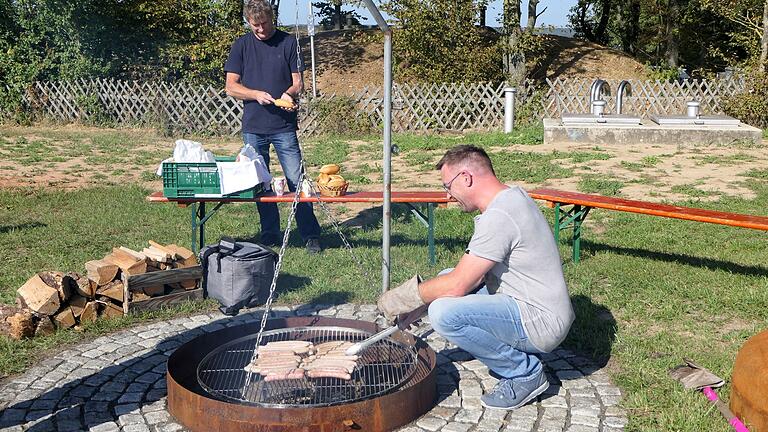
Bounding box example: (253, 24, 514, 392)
(377, 275, 425, 323)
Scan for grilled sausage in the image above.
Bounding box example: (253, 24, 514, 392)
(264, 369, 306, 381)
(307, 368, 352, 380)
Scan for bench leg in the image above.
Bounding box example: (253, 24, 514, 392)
(553, 204, 591, 263)
(191, 203, 200, 254)
(406, 203, 437, 266)
(190, 201, 227, 254)
(428, 203, 435, 266)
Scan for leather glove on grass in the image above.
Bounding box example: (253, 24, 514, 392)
(377, 275, 425, 322)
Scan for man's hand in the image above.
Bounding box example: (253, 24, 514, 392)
(277, 93, 298, 111)
(377, 275, 425, 322)
(254, 90, 274, 105)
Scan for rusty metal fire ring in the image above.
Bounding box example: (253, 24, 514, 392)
(196, 325, 419, 407)
(167, 316, 438, 432)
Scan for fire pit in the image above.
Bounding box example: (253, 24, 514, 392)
(167, 316, 437, 431)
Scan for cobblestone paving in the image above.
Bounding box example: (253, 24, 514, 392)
(0, 304, 627, 432)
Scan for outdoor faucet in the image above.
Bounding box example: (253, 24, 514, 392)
(589, 79, 611, 115)
(615, 80, 632, 115)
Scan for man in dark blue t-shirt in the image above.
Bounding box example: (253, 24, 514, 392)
(224, 0, 321, 254)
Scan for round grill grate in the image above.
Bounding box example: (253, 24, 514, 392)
(196, 326, 418, 407)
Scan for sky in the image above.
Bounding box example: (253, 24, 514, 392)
(278, 0, 579, 28)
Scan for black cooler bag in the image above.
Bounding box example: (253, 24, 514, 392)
(199, 238, 277, 316)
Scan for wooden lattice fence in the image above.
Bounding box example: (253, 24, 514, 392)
(4, 77, 745, 136)
(543, 77, 746, 118)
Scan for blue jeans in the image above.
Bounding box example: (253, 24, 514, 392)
(428, 269, 544, 380)
(243, 132, 321, 242)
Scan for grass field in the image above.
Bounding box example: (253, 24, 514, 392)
(1, 125, 768, 431)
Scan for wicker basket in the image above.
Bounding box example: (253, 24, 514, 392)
(317, 181, 349, 197)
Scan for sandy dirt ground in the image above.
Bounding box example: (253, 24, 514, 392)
(1, 126, 766, 206)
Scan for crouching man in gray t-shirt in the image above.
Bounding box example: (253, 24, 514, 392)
(378, 144, 575, 410)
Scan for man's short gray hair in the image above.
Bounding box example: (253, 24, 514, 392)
(244, 0, 274, 22)
(436, 145, 495, 176)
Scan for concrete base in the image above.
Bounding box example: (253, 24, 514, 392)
(544, 118, 763, 146)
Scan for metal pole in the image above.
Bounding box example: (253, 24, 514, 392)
(308, 2, 317, 98)
(504, 87, 517, 133)
(381, 31, 392, 294)
(360, 0, 392, 294)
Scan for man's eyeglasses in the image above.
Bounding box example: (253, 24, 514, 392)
(442, 171, 467, 193)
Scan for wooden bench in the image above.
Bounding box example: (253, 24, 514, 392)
(147, 191, 452, 265)
(528, 188, 768, 263)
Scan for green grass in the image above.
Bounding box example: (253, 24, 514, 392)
(694, 153, 757, 166)
(578, 175, 625, 195)
(670, 184, 718, 198)
(1, 126, 768, 432)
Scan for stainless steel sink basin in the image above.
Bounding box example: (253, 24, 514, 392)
(650, 115, 741, 126)
(562, 113, 642, 125)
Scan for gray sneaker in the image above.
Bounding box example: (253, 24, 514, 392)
(480, 370, 549, 410)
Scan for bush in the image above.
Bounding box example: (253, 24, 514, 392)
(307, 96, 376, 136)
(723, 71, 768, 128)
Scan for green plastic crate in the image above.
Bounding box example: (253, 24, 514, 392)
(162, 156, 265, 199)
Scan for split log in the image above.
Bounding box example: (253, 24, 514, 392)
(69, 295, 88, 318)
(166, 244, 196, 265)
(100, 301, 124, 318)
(0, 304, 21, 337)
(142, 247, 170, 263)
(118, 246, 147, 261)
(38, 271, 74, 302)
(35, 316, 56, 337)
(142, 285, 166, 297)
(105, 249, 147, 276)
(74, 274, 96, 298)
(148, 241, 181, 260)
(53, 307, 76, 329)
(132, 292, 151, 302)
(7, 310, 35, 340)
(97, 280, 124, 303)
(180, 279, 197, 290)
(80, 302, 98, 323)
(85, 260, 119, 286)
(17, 274, 60, 315)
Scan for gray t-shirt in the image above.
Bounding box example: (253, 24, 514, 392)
(467, 186, 574, 352)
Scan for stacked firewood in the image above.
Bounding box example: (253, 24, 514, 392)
(1, 241, 197, 340)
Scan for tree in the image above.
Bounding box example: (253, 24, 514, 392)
(665, 0, 682, 68)
(760, 0, 768, 70)
(503, 0, 524, 83)
(700, 0, 768, 69)
(314, 1, 363, 29)
(527, 0, 547, 30)
(384, 0, 503, 83)
(571, 0, 612, 44)
(615, 0, 640, 55)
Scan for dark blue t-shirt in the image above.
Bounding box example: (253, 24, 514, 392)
(224, 30, 304, 134)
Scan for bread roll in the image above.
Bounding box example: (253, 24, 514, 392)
(317, 173, 331, 184)
(274, 99, 295, 109)
(326, 177, 346, 188)
(319, 164, 340, 175)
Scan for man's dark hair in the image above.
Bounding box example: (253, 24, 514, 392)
(436, 145, 495, 175)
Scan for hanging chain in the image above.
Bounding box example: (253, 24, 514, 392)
(243, 2, 374, 390)
(307, 181, 373, 281)
(244, 174, 303, 388)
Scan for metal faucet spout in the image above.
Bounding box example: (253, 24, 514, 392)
(589, 79, 611, 115)
(616, 80, 632, 115)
